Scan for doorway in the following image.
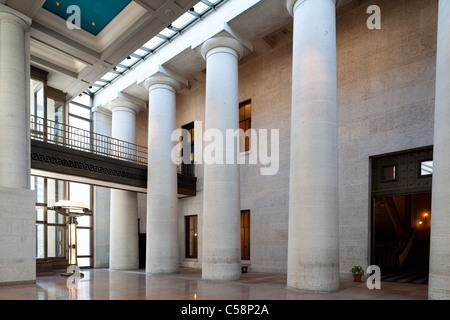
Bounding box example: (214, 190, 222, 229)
(371, 147, 433, 284)
(372, 193, 430, 284)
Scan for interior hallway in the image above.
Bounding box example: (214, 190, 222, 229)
(0, 268, 427, 300)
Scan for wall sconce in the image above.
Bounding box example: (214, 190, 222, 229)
(48, 200, 92, 277)
(419, 212, 429, 225)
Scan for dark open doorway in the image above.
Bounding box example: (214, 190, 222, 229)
(371, 147, 433, 284)
(372, 193, 430, 284)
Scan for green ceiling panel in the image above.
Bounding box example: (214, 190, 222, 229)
(43, 0, 132, 36)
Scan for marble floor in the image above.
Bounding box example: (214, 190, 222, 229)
(0, 267, 428, 301)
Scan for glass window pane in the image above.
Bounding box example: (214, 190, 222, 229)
(77, 228, 91, 256)
(420, 160, 433, 176)
(172, 12, 196, 29)
(69, 103, 91, 119)
(72, 93, 91, 107)
(47, 225, 65, 258)
(69, 182, 90, 206)
(193, 2, 209, 14)
(159, 28, 176, 38)
(36, 224, 45, 258)
(119, 56, 139, 67)
(100, 72, 119, 82)
(36, 206, 44, 221)
(77, 257, 91, 268)
(69, 116, 91, 131)
(32, 176, 45, 204)
(382, 165, 396, 182)
(77, 215, 91, 228)
(143, 36, 165, 50)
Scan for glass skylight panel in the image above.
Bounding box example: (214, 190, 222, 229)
(119, 56, 139, 67)
(86, 0, 228, 96)
(159, 27, 176, 38)
(143, 36, 165, 50)
(134, 48, 149, 57)
(101, 72, 119, 82)
(114, 66, 127, 73)
(172, 12, 196, 29)
(193, 2, 209, 14)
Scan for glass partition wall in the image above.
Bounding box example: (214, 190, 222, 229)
(31, 75, 93, 271)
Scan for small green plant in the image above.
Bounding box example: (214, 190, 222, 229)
(351, 265, 364, 275)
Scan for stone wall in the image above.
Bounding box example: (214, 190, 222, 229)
(336, 0, 437, 273)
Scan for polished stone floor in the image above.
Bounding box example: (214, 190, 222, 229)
(0, 267, 428, 301)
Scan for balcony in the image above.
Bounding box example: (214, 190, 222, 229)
(30, 115, 196, 197)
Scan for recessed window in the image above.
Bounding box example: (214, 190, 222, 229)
(382, 165, 396, 182)
(241, 210, 250, 260)
(185, 215, 198, 259)
(420, 160, 433, 177)
(239, 100, 252, 152)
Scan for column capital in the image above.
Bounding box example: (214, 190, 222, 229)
(105, 97, 142, 115)
(201, 35, 246, 61)
(144, 72, 185, 93)
(0, 3, 32, 30)
(286, 0, 337, 16)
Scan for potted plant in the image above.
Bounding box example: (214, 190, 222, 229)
(351, 265, 364, 282)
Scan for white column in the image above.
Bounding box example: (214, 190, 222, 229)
(92, 106, 112, 268)
(107, 98, 141, 270)
(286, 0, 339, 292)
(144, 74, 180, 274)
(429, 0, 450, 300)
(0, 5, 32, 189)
(0, 5, 36, 285)
(200, 36, 244, 281)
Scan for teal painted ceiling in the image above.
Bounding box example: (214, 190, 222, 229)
(42, 0, 132, 36)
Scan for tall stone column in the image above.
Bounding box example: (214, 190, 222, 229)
(200, 36, 245, 281)
(0, 5, 32, 189)
(107, 98, 141, 270)
(429, 0, 450, 300)
(0, 5, 36, 285)
(92, 105, 112, 268)
(286, 0, 339, 292)
(144, 73, 181, 274)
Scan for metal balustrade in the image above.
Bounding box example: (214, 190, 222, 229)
(30, 115, 148, 166)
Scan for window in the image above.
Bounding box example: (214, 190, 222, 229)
(32, 177, 93, 267)
(241, 210, 250, 260)
(69, 94, 92, 152)
(420, 160, 433, 177)
(185, 215, 198, 259)
(239, 100, 252, 152)
(69, 182, 93, 267)
(32, 177, 67, 260)
(382, 165, 396, 182)
(181, 122, 195, 176)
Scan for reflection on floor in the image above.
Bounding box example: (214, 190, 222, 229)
(0, 268, 428, 300)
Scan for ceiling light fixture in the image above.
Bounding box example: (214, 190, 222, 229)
(55, 1, 61, 6)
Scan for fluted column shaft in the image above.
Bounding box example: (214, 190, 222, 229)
(429, 0, 450, 300)
(286, 0, 340, 292)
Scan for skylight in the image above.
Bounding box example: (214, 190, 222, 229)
(85, 0, 228, 95)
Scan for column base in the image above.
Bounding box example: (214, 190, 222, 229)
(0, 186, 36, 284)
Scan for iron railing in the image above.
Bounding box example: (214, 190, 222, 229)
(30, 115, 148, 166)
